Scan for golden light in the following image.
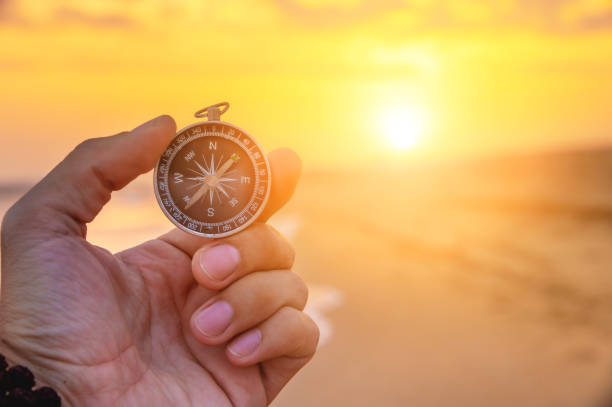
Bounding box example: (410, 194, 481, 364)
(380, 105, 428, 150)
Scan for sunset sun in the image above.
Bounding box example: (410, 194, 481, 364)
(381, 105, 428, 150)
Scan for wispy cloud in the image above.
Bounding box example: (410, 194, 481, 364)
(1, 0, 611, 32)
(271, 0, 612, 32)
(272, 0, 404, 26)
(54, 7, 135, 28)
(579, 10, 612, 30)
(0, 0, 138, 27)
(0, 0, 19, 23)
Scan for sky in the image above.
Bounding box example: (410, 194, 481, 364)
(1, 0, 612, 177)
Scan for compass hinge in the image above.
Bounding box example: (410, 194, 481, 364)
(194, 102, 230, 121)
(207, 106, 221, 121)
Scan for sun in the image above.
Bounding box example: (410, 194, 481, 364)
(380, 105, 428, 150)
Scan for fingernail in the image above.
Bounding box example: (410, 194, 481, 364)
(194, 301, 233, 337)
(229, 330, 262, 357)
(199, 245, 240, 281)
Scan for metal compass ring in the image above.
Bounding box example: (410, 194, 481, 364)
(154, 103, 272, 238)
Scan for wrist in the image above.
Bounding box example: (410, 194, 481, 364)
(0, 341, 65, 406)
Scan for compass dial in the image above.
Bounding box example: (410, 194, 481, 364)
(154, 121, 271, 238)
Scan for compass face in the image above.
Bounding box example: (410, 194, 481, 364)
(154, 121, 271, 238)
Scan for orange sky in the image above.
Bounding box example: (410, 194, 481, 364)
(1, 0, 612, 177)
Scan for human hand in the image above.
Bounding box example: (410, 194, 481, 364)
(0, 116, 318, 406)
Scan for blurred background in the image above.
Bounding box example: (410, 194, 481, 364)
(2, 1, 612, 406)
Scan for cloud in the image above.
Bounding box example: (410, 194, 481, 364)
(271, 0, 408, 26)
(53, 7, 135, 28)
(1, 0, 611, 33)
(0, 1, 136, 28)
(272, 0, 612, 32)
(0, 0, 20, 23)
(580, 10, 612, 30)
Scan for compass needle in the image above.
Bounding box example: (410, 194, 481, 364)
(184, 183, 210, 210)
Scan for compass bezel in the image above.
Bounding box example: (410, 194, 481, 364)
(153, 120, 272, 238)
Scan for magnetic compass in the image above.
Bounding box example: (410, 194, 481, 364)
(154, 102, 271, 238)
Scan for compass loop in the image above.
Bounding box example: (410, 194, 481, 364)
(195, 102, 230, 121)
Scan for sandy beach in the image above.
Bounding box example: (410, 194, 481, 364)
(2, 148, 612, 406)
(275, 150, 612, 407)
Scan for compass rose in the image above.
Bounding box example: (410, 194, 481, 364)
(183, 152, 240, 209)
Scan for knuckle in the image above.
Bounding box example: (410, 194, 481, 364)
(265, 224, 296, 268)
(250, 221, 271, 235)
(287, 272, 308, 310)
(251, 275, 278, 305)
(281, 307, 319, 355)
(282, 238, 296, 268)
(1, 203, 19, 239)
(278, 306, 301, 332)
(112, 131, 131, 138)
(277, 305, 298, 320)
(240, 223, 296, 269)
(1, 191, 35, 240)
(75, 137, 103, 151)
(300, 312, 320, 353)
(226, 222, 268, 246)
(255, 223, 279, 244)
(72, 137, 107, 158)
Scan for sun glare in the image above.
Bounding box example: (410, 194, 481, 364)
(381, 106, 428, 150)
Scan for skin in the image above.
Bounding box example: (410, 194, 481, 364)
(0, 116, 319, 406)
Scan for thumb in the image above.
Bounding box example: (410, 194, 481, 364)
(2, 115, 176, 240)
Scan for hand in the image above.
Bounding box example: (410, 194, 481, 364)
(0, 116, 318, 406)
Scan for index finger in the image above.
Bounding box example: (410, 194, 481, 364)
(158, 147, 302, 257)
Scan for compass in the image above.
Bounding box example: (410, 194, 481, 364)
(154, 102, 271, 238)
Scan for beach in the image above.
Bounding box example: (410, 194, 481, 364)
(2, 148, 612, 406)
